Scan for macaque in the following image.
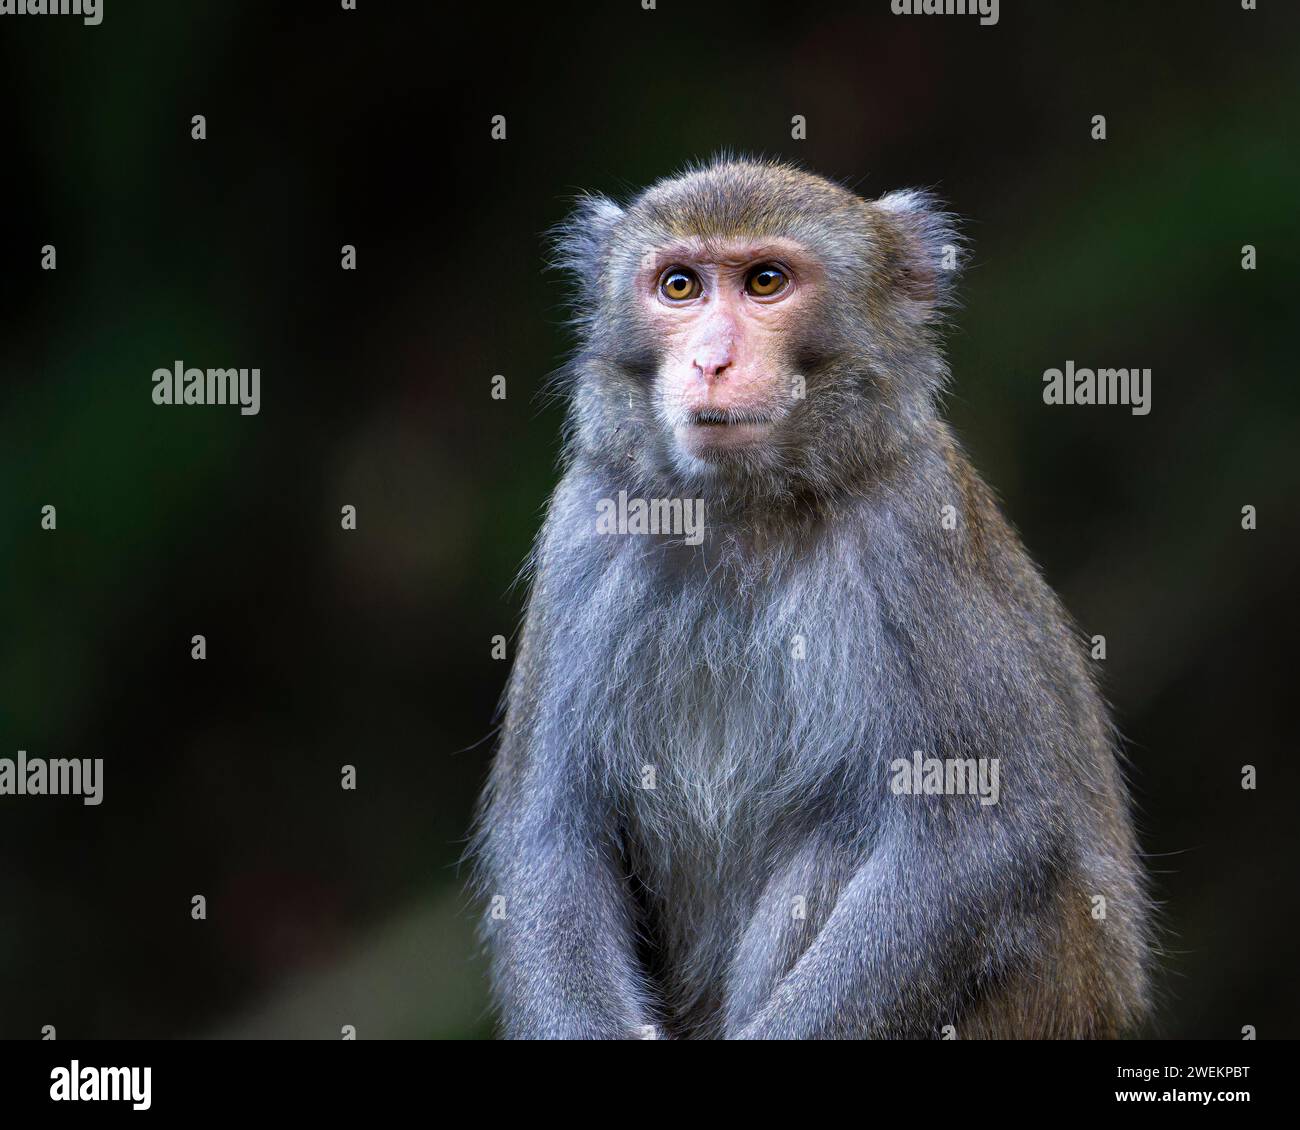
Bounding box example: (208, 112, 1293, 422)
(473, 157, 1152, 1039)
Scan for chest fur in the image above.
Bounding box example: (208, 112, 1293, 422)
(559, 539, 891, 894)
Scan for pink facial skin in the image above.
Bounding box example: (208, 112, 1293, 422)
(637, 237, 822, 464)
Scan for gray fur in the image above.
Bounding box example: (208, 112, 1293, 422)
(473, 157, 1152, 1039)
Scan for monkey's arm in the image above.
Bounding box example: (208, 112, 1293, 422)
(732, 802, 1055, 1040)
(481, 799, 660, 1039)
(477, 584, 661, 1040)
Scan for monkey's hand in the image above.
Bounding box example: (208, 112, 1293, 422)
(731, 804, 1050, 1040)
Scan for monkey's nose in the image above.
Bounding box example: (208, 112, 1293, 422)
(693, 357, 732, 382)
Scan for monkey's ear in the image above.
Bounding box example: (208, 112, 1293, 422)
(872, 190, 963, 320)
(549, 193, 625, 293)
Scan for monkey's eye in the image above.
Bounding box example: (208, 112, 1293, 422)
(745, 265, 788, 298)
(659, 267, 701, 302)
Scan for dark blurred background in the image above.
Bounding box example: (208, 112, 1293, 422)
(1, 1, 1297, 1039)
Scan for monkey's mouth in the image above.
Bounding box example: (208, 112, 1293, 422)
(678, 409, 775, 457)
(689, 409, 772, 428)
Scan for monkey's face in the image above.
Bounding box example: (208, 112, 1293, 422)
(557, 160, 959, 499)
(636, 236, 821, 474)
